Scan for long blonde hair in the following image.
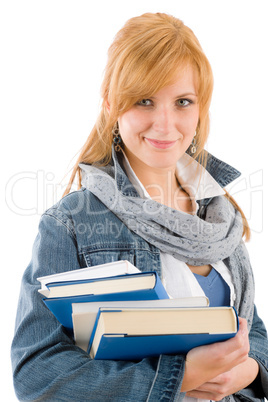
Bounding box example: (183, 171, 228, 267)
(63, 12, 250, 241)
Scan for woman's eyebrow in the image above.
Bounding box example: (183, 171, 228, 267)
(149, 92, 198, 100)
(176, 92, 197, 97)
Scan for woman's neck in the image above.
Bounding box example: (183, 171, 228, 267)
(143, 169, 179, 207)
(126, 155, 193, 213)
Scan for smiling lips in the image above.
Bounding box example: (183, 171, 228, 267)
(145, 138, 177, 149)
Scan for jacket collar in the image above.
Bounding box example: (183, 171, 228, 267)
(203, 150, 241, 189)
(113, 147, 241, 200)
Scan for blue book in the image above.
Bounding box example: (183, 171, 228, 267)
(40, 271, 169, 333)
(88, 306, 239, 360)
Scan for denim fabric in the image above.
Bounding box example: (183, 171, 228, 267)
(11, 153, 268, 401)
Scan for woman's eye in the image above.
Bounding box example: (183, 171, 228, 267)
(177, 99, 192, 107)
(137, 99, 152, 106)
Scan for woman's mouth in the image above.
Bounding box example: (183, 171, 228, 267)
(145, 138, 177, 149)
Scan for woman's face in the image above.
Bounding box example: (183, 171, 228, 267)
(118, 66, 199, 174)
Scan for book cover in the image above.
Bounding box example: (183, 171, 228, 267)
(37, 260, 140, 291)
(41, 271, 169, 333)
(89, 306, 239, 360)
(72, 297, 209, 352)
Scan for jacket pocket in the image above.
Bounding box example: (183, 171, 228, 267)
(82, 245, 135, 267)
(80, 240, 161, 275)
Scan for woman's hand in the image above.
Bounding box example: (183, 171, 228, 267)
(181, 318, 250, 393)
(185, 357, 259, 401)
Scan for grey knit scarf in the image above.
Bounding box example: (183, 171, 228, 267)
(80, 151, 244, 267)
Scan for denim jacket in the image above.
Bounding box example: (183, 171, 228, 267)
(11, 152, 268, 401)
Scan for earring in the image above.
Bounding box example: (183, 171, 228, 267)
(112, 122, 122, 152)
(191, 132, 197, 154)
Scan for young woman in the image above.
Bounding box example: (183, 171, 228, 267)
(11, 13, 268, 401)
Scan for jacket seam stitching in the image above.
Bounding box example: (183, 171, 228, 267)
(146, 355, 162, 402)
(43, 212, 76, 239)
(81, 245, 160, 253)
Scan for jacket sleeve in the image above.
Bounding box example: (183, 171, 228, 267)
(234, 305, 268, 401)
(248, 305, 268, 397)
(11, 210, 186, 402)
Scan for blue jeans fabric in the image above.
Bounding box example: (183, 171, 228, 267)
(11, 187, 268, 401)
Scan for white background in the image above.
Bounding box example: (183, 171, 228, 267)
(1, 0, 267, 400)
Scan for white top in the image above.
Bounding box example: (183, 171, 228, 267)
(122, 152, 235, 402)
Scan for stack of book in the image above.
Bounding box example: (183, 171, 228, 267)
(38, 260, 238, 360)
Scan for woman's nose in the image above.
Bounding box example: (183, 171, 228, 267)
(152, 107, 173, 134)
